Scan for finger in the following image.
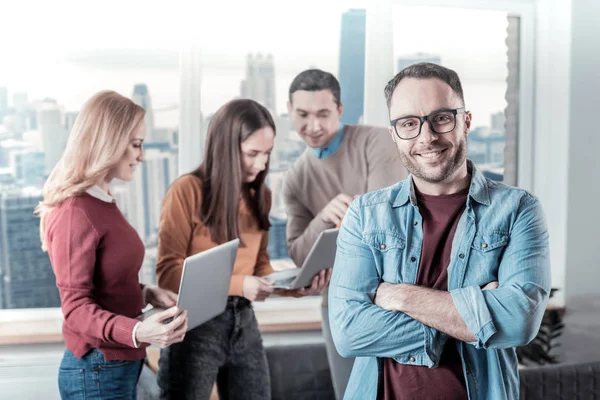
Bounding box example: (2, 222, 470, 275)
(166, 291, 179, 304)
(258, 283, 276, 293)
(329, 202, 348, 219)
(153, 306, 180, 322)
(166, 310, 187, 330)
(312, 274, 321, 290)
(324, 210, 342, 226)
(318, 269, 327, 285)
(337, 194, 354, 206)
(257, 277, 275, 286)
(171, 314, 188, 334)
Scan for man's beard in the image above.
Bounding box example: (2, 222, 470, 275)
(398, 136, 467, 183)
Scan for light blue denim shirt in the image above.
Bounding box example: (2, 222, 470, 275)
(329, 160, 551, 400)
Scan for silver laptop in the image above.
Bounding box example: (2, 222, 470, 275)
(265, 228, 339, 290)
(138, 239, 239, 331)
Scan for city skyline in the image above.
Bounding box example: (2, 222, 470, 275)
(1, 5, 510, 119)
(0, 5, 513, 309)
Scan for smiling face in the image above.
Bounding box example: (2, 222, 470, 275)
(287, 89, 343, 149)
(240, 126, 275, 183)
(106, 123, 145, 182)
(388, 77, 471, 187)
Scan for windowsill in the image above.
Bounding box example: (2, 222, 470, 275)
(0, 297, 565, 345)
(0, 296, 323, 345)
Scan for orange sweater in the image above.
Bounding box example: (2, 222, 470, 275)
(156, 174, 274, 296)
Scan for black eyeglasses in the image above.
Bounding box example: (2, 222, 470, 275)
(390, 107, 467, 140)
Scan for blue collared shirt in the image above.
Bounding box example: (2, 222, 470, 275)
(329, 160, 551, 400)
(310, 124, 345, 159)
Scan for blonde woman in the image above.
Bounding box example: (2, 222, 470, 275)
(37, 90, 188, 400)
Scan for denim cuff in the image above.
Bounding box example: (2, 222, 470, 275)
(451, 285, 497, 349)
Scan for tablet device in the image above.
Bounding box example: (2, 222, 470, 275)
(265, 228, 338, 290)
(138, 239, 239, 331)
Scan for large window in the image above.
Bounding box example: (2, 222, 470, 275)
(0, 1, 533, 316)
(390, 5, 518, 183)
(0, 18, 180, 308)
(195, 1, 367, 265)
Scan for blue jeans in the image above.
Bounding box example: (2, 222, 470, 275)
(58, 349, 143, 400)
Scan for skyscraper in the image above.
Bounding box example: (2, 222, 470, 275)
(240, 53, 276, 113)
(132, 84, 156, 142)
(0, 187, 60, 309)
(0, 87, 7, 117)
(268, 212, 289, 260)
(37, 102, 67, 174)
(64, 111, 79, 133)
(13, 92, 29, 114)
(397, 53, 442, 72)
(9, 150, 46, 187)
(339, 9, 366, 125)
(114, 147, 178, 242)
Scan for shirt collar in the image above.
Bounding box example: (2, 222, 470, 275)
(85, 185, 115, 203)
(310, 123, 345, 159)
(392, 160, 491, 207)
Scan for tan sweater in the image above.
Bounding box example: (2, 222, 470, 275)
(283, 124, 408, 267)
(156, 174, 273, 297)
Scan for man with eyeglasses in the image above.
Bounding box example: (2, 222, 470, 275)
(282, 69, 407, 400)
(329, 62, 551, 399)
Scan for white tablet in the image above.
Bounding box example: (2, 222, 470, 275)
(265, 228, 339, 290)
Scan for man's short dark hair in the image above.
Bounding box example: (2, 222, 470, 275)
(289, 69, 341, 106)
(384, 63, 464, 109)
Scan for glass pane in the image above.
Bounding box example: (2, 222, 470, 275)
(0, 26, 179, 308)
(199, 1, 366, 263)
(392, 6, 517, 183)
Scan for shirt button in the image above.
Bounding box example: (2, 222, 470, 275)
(459, 253, 465, 259)
(413, 221, 418, 226)
(482, 243, 488, 249)
(380, 244, 386, 250)
(409, 357, 416, 362)
(410, 256, 416, 262)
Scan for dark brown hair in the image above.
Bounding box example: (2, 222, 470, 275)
(384, 62, 464, 109)
(192, 99, 275, 244)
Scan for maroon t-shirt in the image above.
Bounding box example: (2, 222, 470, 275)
(382, 187, 469, 400)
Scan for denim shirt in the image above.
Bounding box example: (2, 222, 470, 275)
(329, 161, 551, 400)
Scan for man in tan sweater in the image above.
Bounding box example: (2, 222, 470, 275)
(283, 69, 407, 399)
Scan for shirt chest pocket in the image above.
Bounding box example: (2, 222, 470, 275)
(361, 230, 406, 283)
(465, 230, 509, 285)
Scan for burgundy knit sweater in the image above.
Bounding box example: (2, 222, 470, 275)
(46, 192, 148, 361)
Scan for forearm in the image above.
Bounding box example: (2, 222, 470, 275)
(330, 288, 446, 363)
(390, 284, 476, 342)
(60, 290, 139, 346)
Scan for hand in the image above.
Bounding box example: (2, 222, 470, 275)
(243, 276, 276, 302)
(144, 286, 178, 309)
(276, 268, 332, 298)
(135, 306, 188, 348)
(374, 282, 402, 311)
(320, 194, 354, 226)
(482, 281, 499, 290)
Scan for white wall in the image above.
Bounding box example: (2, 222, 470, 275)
(534, 0, 600, 304)
(564, 0, 600, 301)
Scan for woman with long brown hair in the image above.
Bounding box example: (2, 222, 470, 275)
(37, 90, 187, 399)
(155, 98, 328, 399)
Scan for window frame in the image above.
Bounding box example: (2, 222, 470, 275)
(1, 0, 541, 341)
(364, 0, 536, 191)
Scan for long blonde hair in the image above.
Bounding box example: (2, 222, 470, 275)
(36, 90, 145, 250)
